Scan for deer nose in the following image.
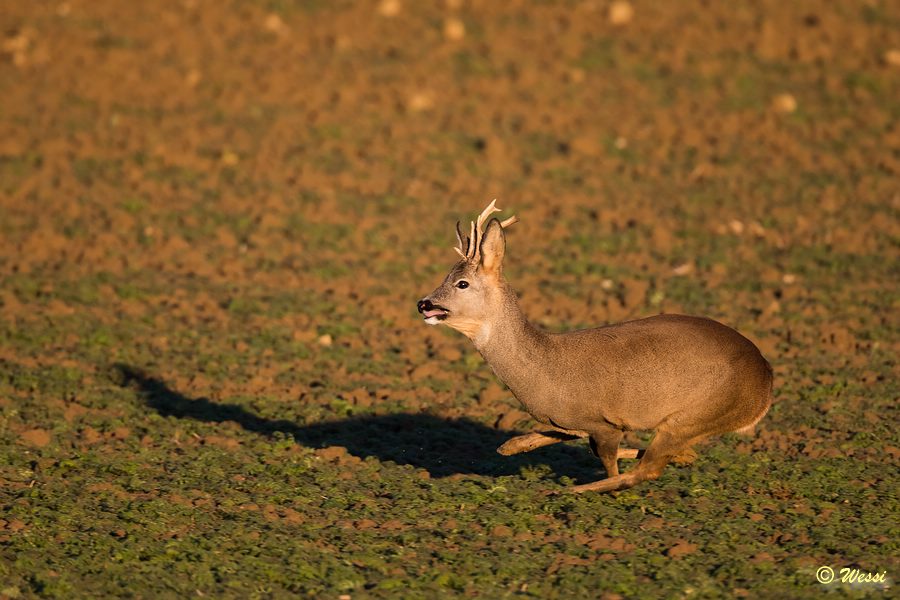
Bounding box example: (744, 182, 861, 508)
(417, 299, 432, 314)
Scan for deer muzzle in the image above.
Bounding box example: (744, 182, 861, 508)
(417, 298, 449, 322)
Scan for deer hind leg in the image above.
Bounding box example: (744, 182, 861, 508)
(498, 430, 642, 461)
(672, 447, 698, 465)
(571, 423, 714, 494)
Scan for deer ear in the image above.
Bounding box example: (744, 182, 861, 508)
(479, 218, 505, 277)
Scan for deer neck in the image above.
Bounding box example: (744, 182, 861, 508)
(472, 283, 554, 402)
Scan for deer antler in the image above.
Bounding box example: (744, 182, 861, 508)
(454, 200, 517, 260)
(454, 221, 468, 258)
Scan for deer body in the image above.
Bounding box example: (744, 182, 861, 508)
(418, 202, 772, 493)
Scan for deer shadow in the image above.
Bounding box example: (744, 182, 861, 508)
(115, 365, 603, 482)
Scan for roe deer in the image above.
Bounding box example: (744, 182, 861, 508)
(417, 201, 772, 493)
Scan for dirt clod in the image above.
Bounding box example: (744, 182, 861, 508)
(19, 429, 51, 448)
(491, 525, 513, 537)
(772, 93, 798, 113)
(609, 2, 634, 25)
(378, 0, 401, 17)
(316, 446, 348, 461)
(885, 49, 900, 67)
(6, 520, 26, 533)
(667, 541, 699, 558)
(444, 18, 466, 41)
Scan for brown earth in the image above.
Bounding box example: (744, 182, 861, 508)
(1, 0, 897, 431)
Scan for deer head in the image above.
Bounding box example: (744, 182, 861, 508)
(417, 200, 518, 342)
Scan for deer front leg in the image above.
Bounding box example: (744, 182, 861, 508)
(497, 430, 585, 456)
(588, 425, 624, 478)
(498, 430, 645, 459)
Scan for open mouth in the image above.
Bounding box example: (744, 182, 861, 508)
(422, 307, 449, 321)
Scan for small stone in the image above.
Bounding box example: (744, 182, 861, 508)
(748, 221, 767, 237)
(2, 30, 31, 55)
(689, 162, 714, 181)
(608, 1, 634, 26)
(264, 13, 286, 33)
(884, 49, 900, 67)
(333, 35, 352, 52)
(408, 91, 434, 112)
(185, 69, 201, 88)
(772, 93, 797, 114)
(782, 273, 797, 285)
(567, 67, 586, 84)
(728, 219, 745, 235)
(444, 18, 466, 41)
(672, 263, 694, 276)
(378, 0, 401, 17)
(220, 150, 239, 166)
(317, 333, 333, 346)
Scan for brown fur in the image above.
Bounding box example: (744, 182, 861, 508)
(419, 209, 773, 493)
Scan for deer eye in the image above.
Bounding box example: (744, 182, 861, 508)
(456, 280, 469, 289)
